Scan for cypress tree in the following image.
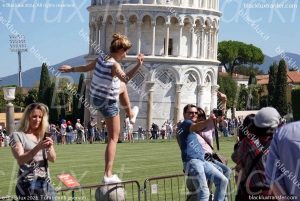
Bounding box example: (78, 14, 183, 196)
(292, 86, 300, 121)
(73, 74, 86, 124)
(274, 59, 288, 116)
(267, 62, 278, 107)
(49, 82, 60, 124)
(59, 93, 66, 119)
(38, 63, 51, 106)
(248, 72, 257, 85)
(247, 72, 258, 110)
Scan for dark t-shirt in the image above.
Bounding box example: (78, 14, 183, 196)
(178, 120, 205, 162)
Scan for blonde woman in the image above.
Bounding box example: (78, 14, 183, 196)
(9, 103, 56, 201)
(59, 33, 144, 183)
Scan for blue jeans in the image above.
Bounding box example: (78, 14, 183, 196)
(209, 160, 231, 201)
(169, 132, 173, 139)
(184, 159, 228, 201)
(184, 159, 210, 201)
(213, 160, 231, 180)
(91, 96, 119, 118)
(223, 128, 229, 137)
(16, 179, 56, 201)
(66, 135, 72, 144)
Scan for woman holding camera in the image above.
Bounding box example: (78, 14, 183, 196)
(9, 103, 56, 201)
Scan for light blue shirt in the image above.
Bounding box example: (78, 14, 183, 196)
(265, 121, 300, 199)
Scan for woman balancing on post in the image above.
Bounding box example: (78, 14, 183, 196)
(9, 103, 56, 201)
(59, 33, 144, 183)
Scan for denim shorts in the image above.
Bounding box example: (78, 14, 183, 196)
(91, 96, 120, 118)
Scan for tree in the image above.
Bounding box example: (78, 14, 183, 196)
(274, 59, 288, 116)
(292, 86, 300, 121)
(73, 74, 85, 124)
(59, 92, 67, 119)
(34, 82, 40, 88)
(218, 40, 264, 76)
(13, 92, 26, 109)
(234, 64, 264, 76)
(217, 73, 225, 94)
(236, 84, 248, 110)
(25, 89, 38, 107)
(248, 72, 257, 85)
(49, 82, 60, 124)
(0, 91, 6, 109)
(38, 63, 51, 106)
(267, 62, 278, 107)
(218, 74, 238, 109)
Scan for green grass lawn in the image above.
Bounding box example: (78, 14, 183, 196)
(0, 136, 238, 200)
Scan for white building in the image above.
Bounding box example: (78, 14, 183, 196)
(84, 0, 222, 131)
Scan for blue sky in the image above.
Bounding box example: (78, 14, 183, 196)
(0, 0, 299, 77)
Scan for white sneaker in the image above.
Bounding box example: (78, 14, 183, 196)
(130, 106, 139, 124)
(102, 174, 121, 183)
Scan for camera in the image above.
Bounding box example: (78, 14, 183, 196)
(212, 108, 223, 117)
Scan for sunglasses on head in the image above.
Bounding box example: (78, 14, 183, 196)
(29, 103, 49, 113)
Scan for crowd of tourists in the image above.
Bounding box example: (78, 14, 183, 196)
(48, 118, 108, 145)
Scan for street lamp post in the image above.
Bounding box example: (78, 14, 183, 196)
(3, 87, 16, 136)
(9, 35, 27, 87)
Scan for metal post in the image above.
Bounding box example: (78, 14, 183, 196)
(18, 51, 22, 87)
(9, 35, 27, 88)
(6, 102, 15, 136)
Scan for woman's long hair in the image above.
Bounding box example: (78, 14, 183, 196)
(18, 103, 49, 139)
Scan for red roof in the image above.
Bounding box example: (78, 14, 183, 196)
(256, 71, 300, 85)
(219, 72, 249, 79)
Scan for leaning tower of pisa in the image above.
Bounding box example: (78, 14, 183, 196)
(84, 0, 221, 130)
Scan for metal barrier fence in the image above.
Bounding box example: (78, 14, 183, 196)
(2, 170, 237, 201)
(55, 180, 141, 201)
(143, 169, 237, 201)
(126, 130, 175, 142)
(143, 174, 189, 201)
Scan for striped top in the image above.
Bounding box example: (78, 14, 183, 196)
(89, 56, 120, 101)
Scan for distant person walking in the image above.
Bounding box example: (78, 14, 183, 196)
(59, 33, 144, 183)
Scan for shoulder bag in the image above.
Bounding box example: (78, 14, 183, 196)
(199, 134, 228, 165)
